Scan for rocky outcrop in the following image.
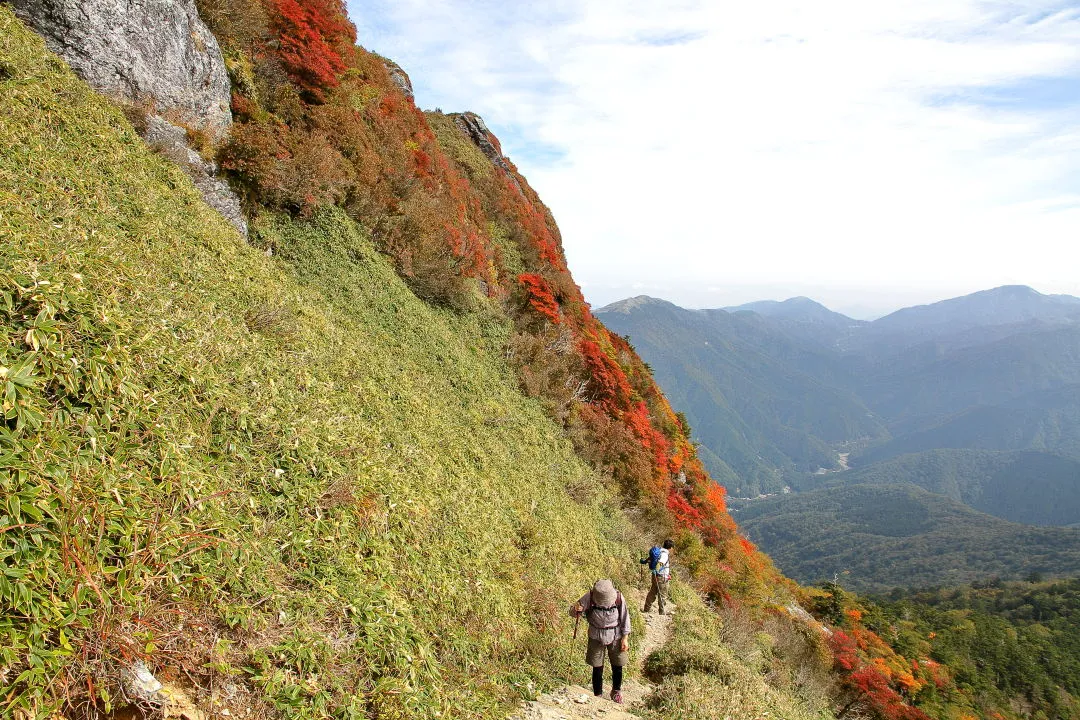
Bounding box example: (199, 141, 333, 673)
(453, 112, 522, 193)
(9, 0, 232, 135)
(144, 117, 247, 236)
(10, 0, 248, 235)
(382, 58, 413, 101)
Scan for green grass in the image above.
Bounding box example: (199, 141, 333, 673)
(0, 10, 642, 717)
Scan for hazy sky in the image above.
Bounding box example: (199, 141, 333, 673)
(352, 1, 1080, 318)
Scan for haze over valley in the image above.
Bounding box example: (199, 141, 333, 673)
(599, 284, 1080, 590)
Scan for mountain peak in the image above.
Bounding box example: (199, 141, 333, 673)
(872, 284, 1080, 335)
(724, 296, 857, 325)
(596, 295, 674, 314)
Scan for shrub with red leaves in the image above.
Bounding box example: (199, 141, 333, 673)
(517, 273, 561, 324)
(830, 631, 932, 720)
(578, 339, 633, 414)
(265, 0, 355, 99)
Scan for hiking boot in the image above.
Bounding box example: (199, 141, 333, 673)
(610, 689, 623, 704)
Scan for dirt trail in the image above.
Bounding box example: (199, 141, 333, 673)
(510, 589, 673, 720)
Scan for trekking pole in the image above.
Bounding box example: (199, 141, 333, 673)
(638, 552, 645, 590)
(566, 611, 581, 686)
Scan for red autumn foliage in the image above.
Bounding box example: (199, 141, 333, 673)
(517, 273, 561, 324)
(830, 630, 933, 720)
(578, 339, 633, 414)
(265, 0, 355, 99)
(667, 486, 705, 531)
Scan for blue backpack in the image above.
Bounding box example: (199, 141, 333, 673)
(647, 546, 662, 571)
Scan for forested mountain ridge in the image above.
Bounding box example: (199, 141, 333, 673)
(599, 297, 887, 494)
(858, 284, 1080, 348)
(598, 291, 1080, 518)
(807, 449, 1080, 527)
(735, 483, 1080, 592)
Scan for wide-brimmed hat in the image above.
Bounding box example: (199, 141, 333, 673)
(592, 579, 617, 607)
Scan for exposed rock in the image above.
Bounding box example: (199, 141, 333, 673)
(9, 0, 231, 135)
(382, 58, 413, 100)
(144, 116, 248, 236)
(122, 660, 163, 702)
(453, 112, 522, 193)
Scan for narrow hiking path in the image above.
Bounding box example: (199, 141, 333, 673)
(510, 589, 673, 720)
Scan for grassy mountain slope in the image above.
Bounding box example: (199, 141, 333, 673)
(735, 484, 1080, 593)
(819, 449, 1080, 527)
(2, 10, 841, 719)
(0, 18, 640, 716)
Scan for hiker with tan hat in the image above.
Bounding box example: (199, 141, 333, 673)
(569, 579, 630, 704)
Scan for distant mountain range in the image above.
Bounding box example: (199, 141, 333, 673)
(598, 285, 1080, 587)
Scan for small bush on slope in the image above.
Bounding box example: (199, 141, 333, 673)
(0, 11, 639, 717)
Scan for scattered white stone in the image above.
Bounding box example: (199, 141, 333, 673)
(123, 660, 163, 700)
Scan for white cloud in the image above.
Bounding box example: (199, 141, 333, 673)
(351, 0, 1080, 313)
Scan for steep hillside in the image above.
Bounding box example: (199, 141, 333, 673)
(0, 8, 834, 719)
(735, 484, 1080, 592)
(0, 18, 640, 715)
(810, 449, 1080, 527)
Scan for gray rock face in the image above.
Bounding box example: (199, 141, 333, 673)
(9, 0, 232, 134)
(382, 59, 413, 101)
(144, 116, 247, 236)
(453, 112, 522, 193)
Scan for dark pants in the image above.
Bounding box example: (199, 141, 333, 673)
(586, 638, 626, 696)
(592, 665, 623, 696)
(644, 574, 669, 614)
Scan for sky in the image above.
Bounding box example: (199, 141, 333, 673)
(351, 0, 1080, 319)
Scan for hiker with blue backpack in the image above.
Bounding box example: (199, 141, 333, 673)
(640, 539, 674, 615)
(569, 579, 631, 704)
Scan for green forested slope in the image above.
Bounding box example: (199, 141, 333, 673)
(811, 449, 1080, 527)
(0, 15, 637, 715)
(597, 298, 886, 495)
(735, 484, 1080, 592)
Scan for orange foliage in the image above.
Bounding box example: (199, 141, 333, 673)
(830, 631, 932, 720)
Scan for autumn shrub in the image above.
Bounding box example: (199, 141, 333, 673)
(516, 272, 561, 325)
(264, 0, 354, 100)
(218, 119, 353, 214)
